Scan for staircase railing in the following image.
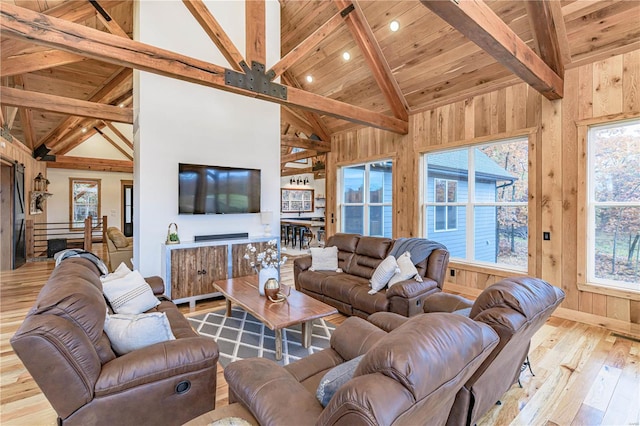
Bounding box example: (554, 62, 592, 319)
(26, 215, 108, 260)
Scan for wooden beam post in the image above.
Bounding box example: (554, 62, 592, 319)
(47, 156, 133, 173)
(245, 0, 266, 65)
(420, 0, 564, 100)
(102, 121, 133, 149)
(84, 216, 92, 252)
(282, 149, 318, 164)
(1, 50, 87, 78)
(525, 0, 567, 77)
(281, 135, 331, 152)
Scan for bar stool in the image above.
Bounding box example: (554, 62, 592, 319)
(290, 225, 299, 248)
(301, 228, 314, 249)
(317, 228, 325, 247)
(281, 224, 289, 246)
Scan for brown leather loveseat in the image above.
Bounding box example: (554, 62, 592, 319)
(294, 233, 450, 318)
(224, 312, 499, 425)
(369, 276, 565, 426)
(10, 257, 219, 425)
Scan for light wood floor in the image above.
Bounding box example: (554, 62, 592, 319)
(1, 248, 638, 425)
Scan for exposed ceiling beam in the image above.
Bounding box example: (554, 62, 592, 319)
(46, 155, 133, 173)
(0, 87, 133, 124)
(1, 50, 87, 78)
(282, 149, 318, 164)
(102, 120, 133, 149)
(281, 106, 317, 137)
(246, 0, 265, 65)
(13, 75, 34, 149)
(1, 0, 127, 59)
(335, 0, 409, 121)
(421, 0, 564, 100)
(281, 135, 331, 152)
(281, 166, 313, 177)
(268, 7, 350, 80)
(36, 68, 132, 150)
(0, 3, 407, 134)
(6, 107, 18, 129)
(525, 0, 567, 77)
(94, 126, 133, 160)
(182, 0, 246, 72)
(281, 72, 332, 142)
(95, 10, 129, 39)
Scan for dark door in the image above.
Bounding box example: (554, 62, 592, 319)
(1, 161, 13, 270)
(13, 163, 25, 269)
(122, 181, 133, 237)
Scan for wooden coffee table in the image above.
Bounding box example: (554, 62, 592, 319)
(213, 275, 337, 361)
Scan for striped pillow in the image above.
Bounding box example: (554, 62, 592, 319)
(102, 270, 160, 314)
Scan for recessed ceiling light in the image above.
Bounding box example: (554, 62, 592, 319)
(306, 75, 313, 83)
(119, 103, 125, 108)
(342, 51, 351, 61)
(389, 20, 400, 32)
(81, 128, 87, 133)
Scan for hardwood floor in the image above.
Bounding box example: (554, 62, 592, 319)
(1, 250, 638, 425)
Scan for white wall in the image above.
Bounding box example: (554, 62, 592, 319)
(135, 1, 281, 276)
(67, 123, 133, 160)
(46, 168, 133, 230)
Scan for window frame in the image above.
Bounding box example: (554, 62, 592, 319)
(434, 178, 458, 232)
(338, 158, 393, 237)
(577, 116, 640, 297)
(69, 178, 101, 230)
(421, 137, 529, 272)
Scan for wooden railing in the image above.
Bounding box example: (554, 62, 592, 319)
(26, 215, 108, 260)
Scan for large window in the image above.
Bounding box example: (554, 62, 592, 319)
(69, 178, 101, 229)
(587, 120, 640, 288)
(423, 138, 528, 270)
(340, 160, 393, 237)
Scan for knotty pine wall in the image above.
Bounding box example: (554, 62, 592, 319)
(326, 49, 640, 336)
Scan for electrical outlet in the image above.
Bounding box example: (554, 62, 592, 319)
(543, 232, 551, 241)
(450, 269, 456, 277)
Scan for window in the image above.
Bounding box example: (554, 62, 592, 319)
(69, 178, 101, 229)
(434, 178, 457, 231)
(586, 120, 640, 288)
(423, 138, 528, 270)
(340, 160, 392, 237)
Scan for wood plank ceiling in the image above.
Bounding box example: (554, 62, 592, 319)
(1, 0, 639, 174)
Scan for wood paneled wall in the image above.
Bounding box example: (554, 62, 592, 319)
(327, 49, 640, 336)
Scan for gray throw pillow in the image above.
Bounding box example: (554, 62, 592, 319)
(316, 355, 365, 407)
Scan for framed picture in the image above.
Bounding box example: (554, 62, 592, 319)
(281, 188, 314, 212)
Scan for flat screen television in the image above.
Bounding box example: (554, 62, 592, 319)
(178, 163, 261, 214)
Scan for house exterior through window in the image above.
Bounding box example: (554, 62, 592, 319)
(69, 178, 101, 229)
(423, 138, 529, 270)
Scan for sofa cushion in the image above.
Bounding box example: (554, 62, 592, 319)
(355, 236, 393, 259)
(107, 227, 129, 248)
(104, 312, 176, 355)
(350, 286, 389, 314)
(298, 270, 340, 294)
(388, 251, 422, 287)
(310, 246, 340, 271)
(369, 255, 400, 293)
(316, 354, 365, 407)
(322, 275, 369, 305)
(102, 270, 161, 314)
(327, 233, 360, 253)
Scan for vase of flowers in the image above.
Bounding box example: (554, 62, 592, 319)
(244, 240, 287, 296)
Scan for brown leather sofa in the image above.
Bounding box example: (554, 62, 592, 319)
(369, 276, 565, 426)
(294, 233, 450, 318)
(10, 257, 219, 426)
(224, 312, 499, 426)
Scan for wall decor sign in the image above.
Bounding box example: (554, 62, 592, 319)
(281, 188, 314, 213)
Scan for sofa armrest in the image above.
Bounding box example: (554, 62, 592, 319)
(386, 278, 438, 300)
(95, 337, 218, 396)
(225, 358, 323, 425)
(144, 276, 165, 296)
(424, 248, 450, 289)
(330, 316, 387, 361)
(423, 293, 473, 313)
(367, 312, 409, 332)
(293, 255, 312, 290)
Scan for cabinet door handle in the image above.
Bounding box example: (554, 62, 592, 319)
(201, 269, 207, 275)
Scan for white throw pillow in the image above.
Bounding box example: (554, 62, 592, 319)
(368, 255, 400, 294)
(102, 270, 160, 314)
(100, 262, 132, 284)
(104, 312, 175, 355)
(388, 251, 423, 287)
(310, 246, 340, 271)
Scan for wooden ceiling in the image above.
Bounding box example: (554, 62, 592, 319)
(1, 0, 639, 174)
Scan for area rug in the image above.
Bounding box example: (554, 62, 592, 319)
(188, 308, 335, 367)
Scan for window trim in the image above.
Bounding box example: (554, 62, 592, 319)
(338, 159, 393, 237)
(433, 178, 458, 232)
(422, 137, 529, 272)
(577, 115, 640, 299)
(69, 178, 101, 230)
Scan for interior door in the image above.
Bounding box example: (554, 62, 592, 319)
(13, 163, 25, 269)
(0, 160, 13, 270)
(121, 180, 133, 237)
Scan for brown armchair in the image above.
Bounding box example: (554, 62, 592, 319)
(10, 257, 219, 425)
(368, 276, 565, 426)
(105, 226, 133, 271)
(224, 313, 499, 426)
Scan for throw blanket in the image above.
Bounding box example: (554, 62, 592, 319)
(389, 238, 447, 264)
(55, 249, 109, 276)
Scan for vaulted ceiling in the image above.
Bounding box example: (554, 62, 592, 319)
(1, 0, 639, 175)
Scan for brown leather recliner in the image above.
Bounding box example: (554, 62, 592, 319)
(10, 257, 219, 425)
(224, 313, 499, 426)
(369, 276, 565, 426)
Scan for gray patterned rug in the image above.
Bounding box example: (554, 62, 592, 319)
(188, 308, 335, 367)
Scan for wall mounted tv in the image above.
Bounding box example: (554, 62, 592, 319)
(178, 163, 261, 214)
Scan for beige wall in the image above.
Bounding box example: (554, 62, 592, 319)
(327, 49, 640, 335)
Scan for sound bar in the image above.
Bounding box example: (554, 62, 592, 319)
(194, 233, 249, 242)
